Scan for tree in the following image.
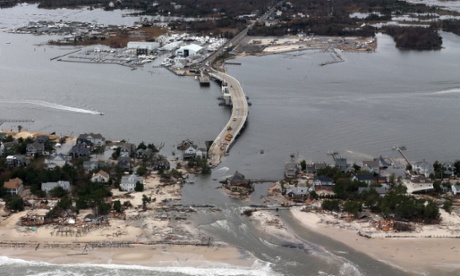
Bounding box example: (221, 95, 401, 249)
(17, 125, 23, 132)
(136, 165, 147, 176)
(300, 160, 307, 171)
(142, 194, 151, 209)
(49, 186, 68, 198)
(343, 200, 362, 217)
(113, 200, 122, 213)
(6, 195, 24, 211)
(135, 181, 144, 192)
(322, 199, 340, 212)
(443, 200, 453, 213)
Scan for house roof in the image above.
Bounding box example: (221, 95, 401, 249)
(78, 133, 104, 140)
(363, 160, 379, 168)
(94, 170, 109, 179)
(4, 178, 23, 189)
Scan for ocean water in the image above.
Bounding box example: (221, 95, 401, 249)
(1, 4, 460, 276)
(0, 256, 277, 276)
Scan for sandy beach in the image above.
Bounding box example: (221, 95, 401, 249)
(289, 206, 460, 275)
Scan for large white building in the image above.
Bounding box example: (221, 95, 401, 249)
(175, 44, 203, 57)
(127, 41, 160, 55)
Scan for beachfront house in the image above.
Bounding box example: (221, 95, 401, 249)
(305, 162, 327, 174)
(41, 180, 71, 193)
(358, 184, 390, 197)
(119, 143, 136, 157)
(335, 157, 348, 171)
(177, 139, 194, 150)
(285, 185, 310, 198)
(4, 177, 24, 195)
(313, 176, 334, 191)
(117, 156, 131, 170)
(403, 176, 434, 194)
(120, 174, 143, 192)
(91, 170, 110, 183)
(362, 160, 380, 174)
(412, 160, 434, 178)
(284, 162, 298, 178)
(228, 171, 249, 187)
(34, 135, 50, 144)
(77, 133, 106, 148)
(183, 145, 197, 159)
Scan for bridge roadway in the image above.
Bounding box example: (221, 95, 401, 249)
(208, 71, 249, 166)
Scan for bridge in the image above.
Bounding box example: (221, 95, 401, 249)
(208, 70, 249, 166)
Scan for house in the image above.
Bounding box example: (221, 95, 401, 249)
(45, 153, 68, 169)
(117, 156, 131, 170)
(68, 144, 90, 159)
(91, 170, 110, 183)
(35, 135, 50, 144)
(412, 160, 434, 178)
(183, 145, 197, 159)
(120, 174, 143, 192)
(26, 141, 45, 156)
(119, 143, 135, 157)
(305, 162, 327, 174)
(351, 174, 387, 185)
(83, 160, 106, 172)
(4, 178, 24, 195)
(41, 180, 71, 193)
(284, 162, 298, 178)
(3, 141, 18, 155)
(195, 148, 207, 159)
(152, 159, 170, 171)
(403, 176, 434, 194)
(313, 176, 334, 191)
(335, 158, 348, 171)
(6, 155, 26, 168)
(443, 162, 456, 178)
(286, 186, 309, 198)
(362, 160, 380, 174)
(177, 139, 194, 150)
(228, 171, 249, 186)
(136, 148, 154, 159)
(451, 182, 460, 195)
(358, 184, 391, 196)
(77, 133, 105, 147)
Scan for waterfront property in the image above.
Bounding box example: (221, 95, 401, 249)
(4, 177, 24, 195)
(403, 176, 434, 194)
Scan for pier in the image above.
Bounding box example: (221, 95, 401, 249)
(208, 70, 249, 166)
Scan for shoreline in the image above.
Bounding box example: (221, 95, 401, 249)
(0, 243, 257, 270)
(289, 206, 460, 275)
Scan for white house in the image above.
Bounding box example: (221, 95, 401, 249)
(362, 160, 379, 174)
(412, 160, 433, 177)
(91, 170, 110, 183)
(403, 176, 434, 194)
(451, 183, 460, 195)
(183, 145, 197, 159)
(46, 153, 68, 169)
(120, 174, 143, 192)
(42, 181, 71, 193)
(175, 44, 203, 57)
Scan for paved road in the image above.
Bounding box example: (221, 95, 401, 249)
(208, 71, 249, 166)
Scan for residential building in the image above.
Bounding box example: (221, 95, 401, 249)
(403, 176, 434, 194)
(351, 174, 387, 185)
(228, 171, 249, 186)
(26, 141, 45, 156)
(77, 133, 105, 147)
(117, 156, 131, 170)
(286, 186, 309, 198)
(358, 184, 391, 197)
(68, 144, 90, 159)
(313, 176, 334, 191)
(91, 170, 110, 183)
(362, 159, 380, 174)
(305, 162, 327, 174)
(4, 178, 24, 195)
(284, 162, 298, 178)
(41, 180, 71, 193)
(335, 157, 348, 171)
(83, 160, 106, 172)
(119, 143, 135, 157)
(412, 160, 434, 178)
(45, 153, 68, 169)
(195, 148, 207, 159)
(183, 145, 197, 159)
(120, 174, 143, 192)
(6, 155, 26, 168)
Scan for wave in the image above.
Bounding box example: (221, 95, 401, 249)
(0, 256, 278, 276)
(431, 88, 460, 95)
(0, 99, 101, 115)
